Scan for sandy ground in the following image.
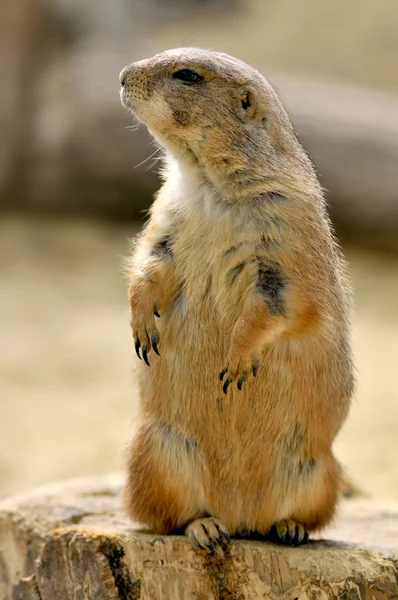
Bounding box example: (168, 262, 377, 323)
(0, 215, 397, 500)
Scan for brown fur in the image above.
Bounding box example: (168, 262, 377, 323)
(119, 48, 354, 544)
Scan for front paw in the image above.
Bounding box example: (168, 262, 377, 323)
(219, 355, 260, 394)
(131, 304, 161, 366)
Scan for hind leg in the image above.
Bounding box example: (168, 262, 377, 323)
(291, 452, 341, 531)
(123, 418, 207, 534)
(269, 452, 342, 546)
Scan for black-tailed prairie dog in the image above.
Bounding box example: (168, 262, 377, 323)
(119, 48, 354, 552)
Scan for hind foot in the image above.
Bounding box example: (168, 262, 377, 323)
(185, 517, 231, 557)
(270, 519, 308, 546)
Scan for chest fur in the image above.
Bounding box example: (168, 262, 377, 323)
(171, 190, 245, 302)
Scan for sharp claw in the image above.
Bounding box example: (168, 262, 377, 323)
(237, 373, 247, 390)
(223, 377, 232, 394)
(142, 344, 150, 366)
(152, 338, 160, 356)
(134, 338, 141, 359)
(203, 539, 215, 552)
(224, 531, 231, 544)
(198, 525, 214, 551)
(293, 525, 299, 545)
(217, 529, 231, 544)
(216, 525, 231, 545)
(219, 367, 227, 381)
(191, 536, 202, 549)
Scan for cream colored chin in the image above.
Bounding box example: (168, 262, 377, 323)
(120, 88, 132, 109)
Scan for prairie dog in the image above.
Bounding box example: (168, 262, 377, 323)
(119, 48, 354, 551)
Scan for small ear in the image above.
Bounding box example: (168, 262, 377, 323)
(241, 90, 256, 114)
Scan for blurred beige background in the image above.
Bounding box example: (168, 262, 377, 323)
(1, 0, 398, 500)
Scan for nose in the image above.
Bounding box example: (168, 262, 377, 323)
(119, 66, 130, 87)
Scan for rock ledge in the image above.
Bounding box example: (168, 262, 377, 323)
(0, 474, 397, 599)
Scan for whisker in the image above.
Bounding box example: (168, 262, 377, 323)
(126, 122, 142, 132)
(146, 156, 164, 171)
(178, 35, 197, 48)
(134, 147, 163, 169)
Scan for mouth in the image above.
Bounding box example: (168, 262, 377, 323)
(120, 86, 132, 109)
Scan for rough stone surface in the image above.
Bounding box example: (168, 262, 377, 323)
(0, 475, 397, 599)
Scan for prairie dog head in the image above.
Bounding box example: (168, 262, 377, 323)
(120, 48, 303, 190)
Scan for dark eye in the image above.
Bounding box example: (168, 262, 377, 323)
(172, 69, 203, 84)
